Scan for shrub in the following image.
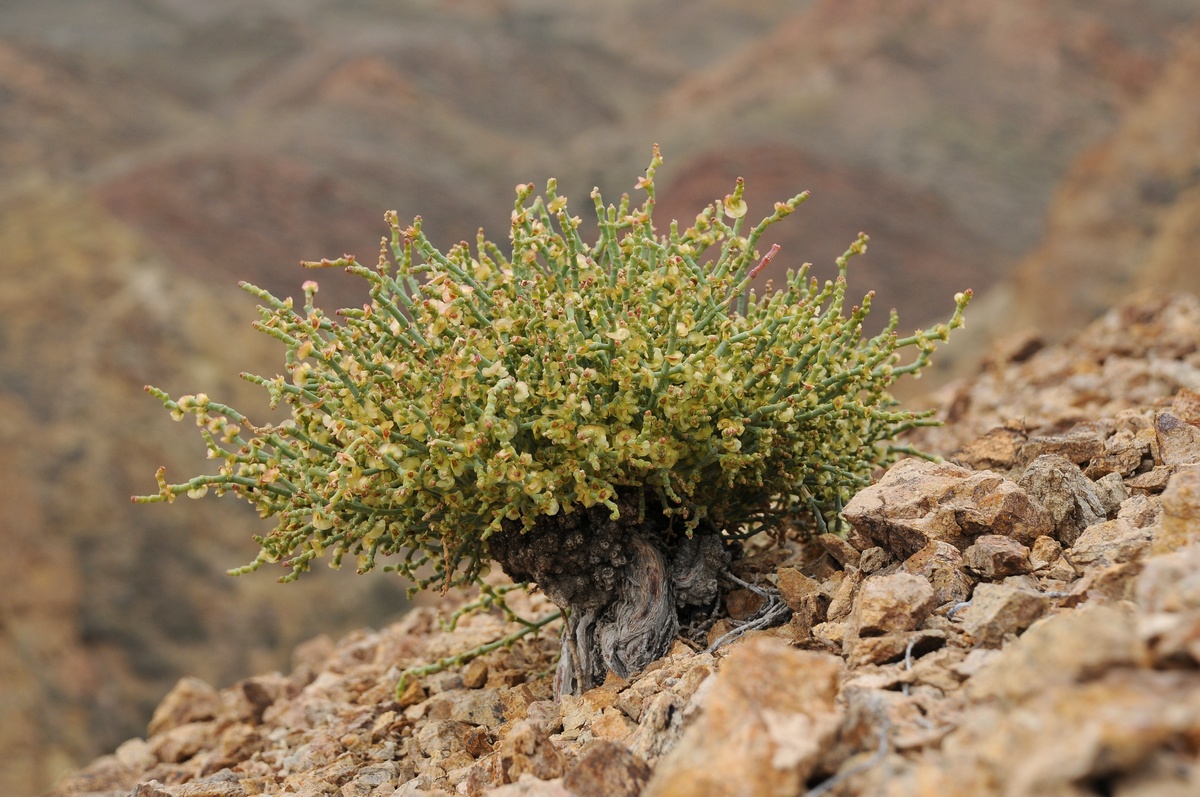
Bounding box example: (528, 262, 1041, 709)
(136, 147, 969, 692)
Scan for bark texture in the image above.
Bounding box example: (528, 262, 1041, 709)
(487, 491, 730, 695)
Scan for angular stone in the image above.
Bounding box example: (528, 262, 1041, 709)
(149, 720, 215, 764)
(967, 604, 1138, 703)
(626, 692, 684, 765)
(1153, 467, 1200, 554)
(825, 567, 862, 622)
(1137, 550, 1200, 668)
(950, 424, 1028, 471)
(396, 678, 427, 709)
(148, 677, 221, 737)
(644, 639, 843, 797)
(1092, 471, 1131, 515)
(958, 669, 1200, 796)
(426, 688, 505, 729)
(777, 567, 825, 634)
(1118, 494, 1160, 528)
(1041, 556, 1080, 583)
(1016, 427, 1106, 469)
(486, 775, 572, 796)
(495, 719, 566, 784)
(846, 630, 946, 668)
(1127, 465, 1174, 493)
(1018, 454, 1106, 546)
(725, 588, 766, 621)
(852, 572, 936, 637)
(1067, 519, 1152, 568)
(1065, 560, 1145, 608)
(955, 584, 1048, 648)
(416, 720, 483, 759)
(1172, 387, 1200, 425)
(1084, 438, 1145, 479)
(342, 763, 399, 797)
(963, 534, 1031, 579)
(816, 533, 860, 567)
(562, 741, 651, 797)
(858, 547, 891, 574)
(899, 541, 975, 606)
(590, 708, 635, 742)
(1138, 541, 1200, 614)
(1155, 411, 1200, 466)
(1027, 536, 1063, 572)
(844, 459, 1053, 559)
(461, 659, 489, 690)
(810, 621, 849, 648)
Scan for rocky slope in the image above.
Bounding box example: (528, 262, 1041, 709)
(5, 3, 1200, 794)
(46, 292, 1200, 796)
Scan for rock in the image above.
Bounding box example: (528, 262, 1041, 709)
(954, 584, 1048, 648)
(1153, 467, 1200, 554)
(1127, 465, 1175, 493)
(1084, 441, 1145, 479)
(132, 780, 247, 797)
(1137, 545, 1200, 667)
(1093, 471, 1132, 514)
(844, 459, 1053, 558)
(725, 589, 766, 621)
(811, 621, 849, 649)
(963, 535, 1030, 579)
(340, 763, 398, 797)
(968, 604, 1139, 703)
(858, 547, 891, 574)
(1156, 411, 1200, 466)
(1067, 518, 1153, 568)
(1173, 387, 1200, 425)
(415, 720, 481, 759)
(644, 639, 843, 797)
(590, 708, 636, 742)
(816, 533, 861, 567)
(495, 719, 567, 784)
(149, 721, 216, 765)
(562, 741, 651, 797)
(846, 630, 946, 668)
(776, 567, 826, 635)
(426, 688, 505, 729)
(462, 659, 489, 690)
(486, 775, 572, 796)
(1017, 454, 1107, 546)
(1016, 427, 1107, 469)
(899, 541, 975, 606)
(1065, 561, 1146, 607)
(825, 567, 862, 622)
(950, 424, 1028, 471)
(148, 677, 221, 737)
(626, 692, 684, 765)
(955, 670, 1200, 796)
(1027, 536, 1063, 573)
(852, 573, 936, 637)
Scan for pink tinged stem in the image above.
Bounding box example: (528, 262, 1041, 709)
(749, 244, 780, 279)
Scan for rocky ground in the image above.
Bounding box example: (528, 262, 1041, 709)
(45, 292, 1200, 796)
(8, 5, 1200, 793)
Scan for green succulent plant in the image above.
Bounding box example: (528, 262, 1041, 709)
(136, 146, 969, 693)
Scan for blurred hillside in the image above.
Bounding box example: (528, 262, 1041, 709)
(1, 1, 1198, 795)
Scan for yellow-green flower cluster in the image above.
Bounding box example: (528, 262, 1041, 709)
(136, 147, 970, 591)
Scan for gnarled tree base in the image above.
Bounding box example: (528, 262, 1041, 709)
(487, 490, 731, 696)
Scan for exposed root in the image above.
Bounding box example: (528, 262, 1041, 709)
(488, 490, 734, 695)
(703, 573, 792, 655)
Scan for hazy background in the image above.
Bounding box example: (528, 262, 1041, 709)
(2, 2, 1199, 794)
